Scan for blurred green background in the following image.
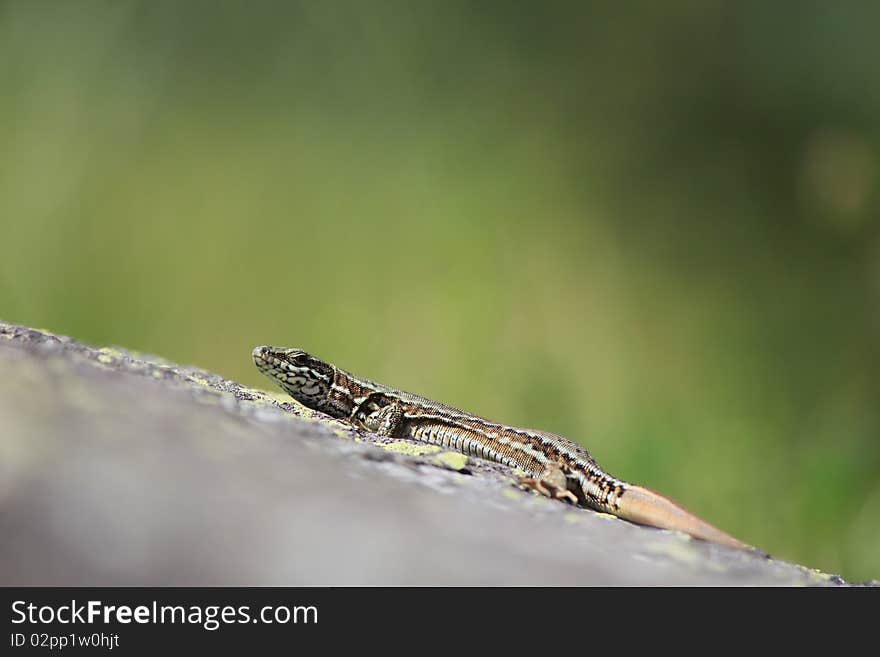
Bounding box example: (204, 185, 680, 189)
(1, 1, 878, 581)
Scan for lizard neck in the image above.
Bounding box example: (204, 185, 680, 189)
(320, 366, 376, 419)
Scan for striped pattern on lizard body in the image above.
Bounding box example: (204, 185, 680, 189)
(253, 345, 754, 551)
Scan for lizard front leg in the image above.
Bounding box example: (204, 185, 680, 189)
(349, 392, 406, 437)
(363, 403, 405, 437)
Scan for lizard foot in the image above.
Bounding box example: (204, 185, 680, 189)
(518, 465, 579, 505)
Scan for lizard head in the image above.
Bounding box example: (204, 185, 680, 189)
(252, 346, 334, 409)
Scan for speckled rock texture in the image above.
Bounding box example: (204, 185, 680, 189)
(0, 321, 851, 585)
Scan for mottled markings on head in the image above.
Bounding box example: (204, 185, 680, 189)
(253, 346, 337, 411)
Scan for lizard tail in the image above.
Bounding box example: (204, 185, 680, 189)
(615, 484, 757, 552)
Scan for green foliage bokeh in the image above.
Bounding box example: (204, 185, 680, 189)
(1, 1, 878, 581)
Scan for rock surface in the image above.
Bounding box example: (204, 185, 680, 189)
(0, 321, 849, 585)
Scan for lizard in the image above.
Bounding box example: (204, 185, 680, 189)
(253, 345, 754, 551)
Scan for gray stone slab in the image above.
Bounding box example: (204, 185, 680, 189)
(0, 321, 849, 585)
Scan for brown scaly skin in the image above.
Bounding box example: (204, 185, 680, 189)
(253, 346, 760, 553)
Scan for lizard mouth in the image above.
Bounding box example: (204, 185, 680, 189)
(252, 346, 290, 380)
(252, 345, 272, 371)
